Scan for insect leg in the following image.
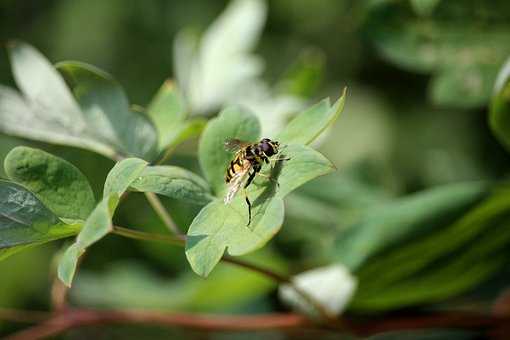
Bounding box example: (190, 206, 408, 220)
(245, 169, 257, 188)
(244, 188, 252, 226)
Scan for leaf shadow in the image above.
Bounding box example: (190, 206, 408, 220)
(185, 234, 209, 251)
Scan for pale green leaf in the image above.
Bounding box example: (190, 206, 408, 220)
(59, 158, 147, 287)
(198, 106, 261, 195)
(187, 144, 335, 277)
(0, 180, 81, 261)
(4, 146, 95, 219)
(147, 80, 206, 153)
(277, 89, 346, 145)
(58, 194, 117, 287)
(57, 61, 158, 160)
(103, 158, 148, 198)
(0, 44, 117, 158)
(129, 166, 214, 205)
(8, 41, 86, 134)
(175, 0, 267, 113)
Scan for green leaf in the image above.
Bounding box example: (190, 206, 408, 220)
(58, 195, 117, 287)
(333, 181, 488, 270)
(174, 0, 267, 113)
(366, 2, 510, 108)
(349, 187, 510, 311)
(198, 106, 261, 195)
(410, 0, 441, 16)
(129, 166, 214, 205)
(277, 89, 346, 145)
(430, 63, 499, 109)
(147, 80, 206, 153)
(103, 158, 148, 197)
(4, 146, 95, 220)
(0, 43, 117, 158)
(489, 57, 510, 153)
(7, 41, 86, 135)
(0, 180, 81, 261)
(58, 158, 148, 287)
(57, 61, 158, 160)
(186, 144, 335, 277)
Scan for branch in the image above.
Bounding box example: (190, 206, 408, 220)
(143, 192, 183, 237)
(4, 309, 310, 340)
(110, 226, 334, 322)
(4, 308, 510, 340)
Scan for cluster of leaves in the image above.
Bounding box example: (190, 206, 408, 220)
(0, 42, 346, 293)
(364, 0, 510, 108)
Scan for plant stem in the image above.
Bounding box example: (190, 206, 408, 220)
(112, 226, 185, 246)
(111, 225, 334, 322)
(143, 192, 183, 237)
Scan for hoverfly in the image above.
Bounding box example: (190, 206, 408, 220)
(224, 138, 288, 225)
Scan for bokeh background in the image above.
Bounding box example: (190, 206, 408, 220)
(1, 0, 510, 338)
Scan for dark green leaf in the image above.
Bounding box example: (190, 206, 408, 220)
(0, 180, 81, 261)
(129, 165, 214, 205)
(366, 3, 510, 108)
(410, 0, 441, 16)
(489, 58, 510, 152)
(350, 187, 510, 311)
(4, 146, 95, 220)
(334, 181, 488, 270)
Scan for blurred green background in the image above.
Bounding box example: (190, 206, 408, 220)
(1, 0, 510, 338)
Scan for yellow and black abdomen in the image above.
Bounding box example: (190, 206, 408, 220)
(225, 152, 246, 183)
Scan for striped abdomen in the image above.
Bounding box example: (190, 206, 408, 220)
(225, 151, 246, 183)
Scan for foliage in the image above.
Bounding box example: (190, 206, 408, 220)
(1, 0, 510, 337)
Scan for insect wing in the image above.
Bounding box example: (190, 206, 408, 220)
(224, 138, 251, 152)
(224, 165, 250, 204)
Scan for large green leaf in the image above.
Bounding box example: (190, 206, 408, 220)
(0, 42, 159, 160)
(0, 180, 81, 261)
(58, 158, 147, 287)
(186, 144, 335, 277)
(349, 187, 510, 311)
(57, 61, 158, 160)
(147, 80, 206, 153)
(4, 146, 95, 220)
(129, 166, 214, 205)
(198, 106, 261, 195)
(489, 57, 510, 153)
(277, 89, 346, 145)
(0, 42, 118, 158)
(333, 181, 488, 270)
